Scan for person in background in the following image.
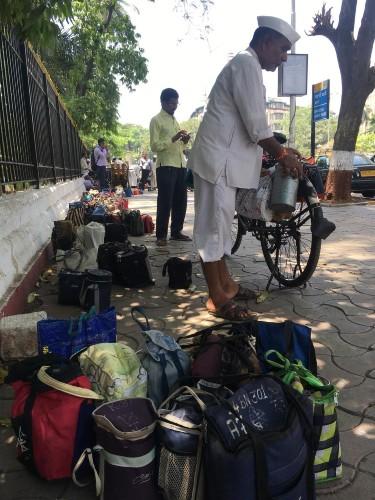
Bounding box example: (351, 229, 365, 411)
(150, 88, 191, 247)
(94, 138, 109, 191)
(150, 154, 157, 190)
(188, 16, 303, 321)
(83, 174, 94, 191)
(80, 150, 89, 175)
(139, 152, 152, 190)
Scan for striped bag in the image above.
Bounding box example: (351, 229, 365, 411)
(265, 350, 342, 484)
(66, 202, 85, 227)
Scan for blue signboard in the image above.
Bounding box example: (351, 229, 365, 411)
(312, 80, 330, 122)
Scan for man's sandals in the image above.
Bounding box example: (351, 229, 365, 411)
(233, 285, 258, 301)
(208, 300, 258, 322)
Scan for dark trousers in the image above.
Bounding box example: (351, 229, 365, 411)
(97, 165, 108, 191)
(156, 166, 187, 239)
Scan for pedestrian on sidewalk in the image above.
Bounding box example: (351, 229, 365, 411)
(188, 16, 303, 321)
(94, 138, 109, 191)
(150, 154, 157, 190)
(150, 88, 191, 247)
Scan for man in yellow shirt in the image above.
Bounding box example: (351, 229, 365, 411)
(150, 88, 191, 247)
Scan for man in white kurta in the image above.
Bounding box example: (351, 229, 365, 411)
(188, 16, 303, 321)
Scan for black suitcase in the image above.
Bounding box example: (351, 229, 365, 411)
(115, 245, 154, 287)
(104, 223, 128, 243)
(58, 270, 87, 306)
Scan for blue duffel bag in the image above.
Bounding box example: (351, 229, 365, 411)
(255, 320, 317, 375)
(204, 376, 316, 500)
(37, 306, 117, 358)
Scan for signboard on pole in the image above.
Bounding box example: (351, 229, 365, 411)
(278, 54, 308, 96)
(312, 80, 330, 122)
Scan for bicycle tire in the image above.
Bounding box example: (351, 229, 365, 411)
(231, 213, 244, 254)
(260, 196, 321, 287)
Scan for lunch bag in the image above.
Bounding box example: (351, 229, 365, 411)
(265, 351, 342, 484)
(97, 241, 130, 275)
(116, 245, 154, 287)
(157, 386, 215, 500)
(178, 321, 260, 384)
(141, 214, 155, 234)
(132, 307, 191, 407)
(74, 398, 160, 500)
(79, 342, 148, 401)
(123, 210, 144, 236)
(104, 223, 128, 243)
(6, 357, 102, 480)
(204, 375, 316, 500)
(255, 320, 317, 375)
(58, 269, 87, 306)
(162, 257, 193, 289)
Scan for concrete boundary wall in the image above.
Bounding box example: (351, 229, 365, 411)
(0, 179, 84, 311)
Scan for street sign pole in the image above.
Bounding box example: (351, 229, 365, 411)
(311, 87, 316, 157)
(289, 0, 296, 148)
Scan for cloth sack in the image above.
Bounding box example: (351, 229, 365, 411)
(178, 321, 260, 384)
(37, 306, 117, 359)
(162, 257, 192, 289)
(265, 350, 342, 484)
(132, 307, 191, 407)
(236, 175, 273, 221)
(204, 375, 316, 500)
(79, 342, 147, 401)
(255, 319, 317, 375)
(0, 311, 47, 362)
(64, 221, 105, 271)
(5, 357, 102, 480)
(73, 398, 160, 500)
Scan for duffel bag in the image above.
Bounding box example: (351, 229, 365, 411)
(204, 375, 316, 500)
(265, 351, 342, 484)
(255, 319, 317, 375)
(178, 321, 260, 384)
(74, 398, 160, 500)
(5, 356, 102, 480)
(132, 307, 191, 407)
(116, 245, 154, 287)
(79, 342, 148, 401)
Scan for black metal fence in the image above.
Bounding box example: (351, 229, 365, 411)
(0, 27, 83, 193)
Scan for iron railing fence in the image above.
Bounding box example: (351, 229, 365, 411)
(0, 27, 83, 193)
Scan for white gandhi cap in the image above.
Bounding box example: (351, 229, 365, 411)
(257, 16, 300, 45)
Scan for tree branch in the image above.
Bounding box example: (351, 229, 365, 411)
(356, 0, 375, 59)
(308, 4, 337, 44)
(337, 0, 357, 34)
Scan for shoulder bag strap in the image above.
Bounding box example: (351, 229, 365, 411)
(131, 306, 150, 331)
(72, 447, 102, 496)
(37, 366, 103, 400)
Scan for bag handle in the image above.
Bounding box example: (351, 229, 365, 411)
(159, 385, 208, 412)
(131, 306, 150, 331)
(72, 447, 101, 496)
(162, 260, 169, 277)
(37, 366, 103, 400)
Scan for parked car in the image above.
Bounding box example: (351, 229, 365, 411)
(316, 153, 375, 197)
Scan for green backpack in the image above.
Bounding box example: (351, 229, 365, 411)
(265, 350, 342, 485)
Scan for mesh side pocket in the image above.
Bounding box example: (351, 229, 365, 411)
(158, 447, 198, 500)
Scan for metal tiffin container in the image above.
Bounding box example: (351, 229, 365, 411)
(270, 165, 299, 213)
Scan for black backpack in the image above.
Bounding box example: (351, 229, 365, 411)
(162, 257, 192, 289)
(115, 245, 154, 287)
(122, 210, 144, 236)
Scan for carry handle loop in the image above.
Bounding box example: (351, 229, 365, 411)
(131, 306, 150, 331)
(159, 385, 208, 412)
(265, 350, 329, 389)
(162, 261, 168, 277)
(68, 306, 96, 338)
(72, 447, 102, 496)
(37, 366, 103, 400)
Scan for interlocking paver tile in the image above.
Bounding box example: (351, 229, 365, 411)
(333, 350, 375, 377)
(339, 378, 375, 414)
(317, 355, 364, 390)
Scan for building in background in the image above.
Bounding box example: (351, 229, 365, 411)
(266, 99, 290, 132)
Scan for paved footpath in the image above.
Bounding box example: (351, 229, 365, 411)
(1, 192, 375, 499)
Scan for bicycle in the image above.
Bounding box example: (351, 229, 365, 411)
(231, 166, 335, 291)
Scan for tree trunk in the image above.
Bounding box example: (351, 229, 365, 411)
(325, 86, 368, 201)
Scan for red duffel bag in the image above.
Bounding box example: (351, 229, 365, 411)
(5, 355, 103, 480)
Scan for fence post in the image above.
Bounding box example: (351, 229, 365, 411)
(43, 74, 56, 183)
(19, 41, 39, 188)
(65, 113, 72, 179)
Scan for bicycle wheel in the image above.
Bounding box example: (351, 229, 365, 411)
(231, 213, 245, 254)
(260, 195, 321, 287)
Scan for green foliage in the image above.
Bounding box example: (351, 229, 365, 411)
(81, 122, 150, 161)
(280, 107, 338, 157)
(355, 132, 375, 154)
(0, 1, 73, 46)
